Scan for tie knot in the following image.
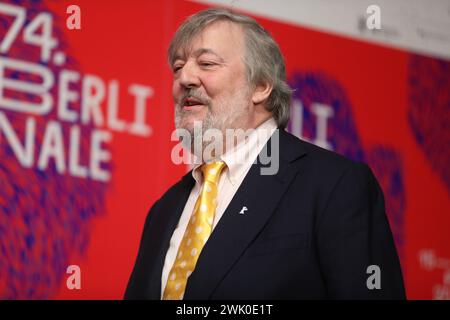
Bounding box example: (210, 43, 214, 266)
(201, 161, 226, 184)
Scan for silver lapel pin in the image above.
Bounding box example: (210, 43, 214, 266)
(239, 206, 248, 215)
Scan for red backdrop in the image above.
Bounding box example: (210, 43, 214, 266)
(0, 0, 448, 299)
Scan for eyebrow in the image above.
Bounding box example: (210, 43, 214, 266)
(173, 48, 225, 64)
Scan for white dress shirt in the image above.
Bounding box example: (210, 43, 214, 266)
(160, 117, 277, 298)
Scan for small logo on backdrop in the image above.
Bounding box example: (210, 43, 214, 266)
(418, 249, 450, 300)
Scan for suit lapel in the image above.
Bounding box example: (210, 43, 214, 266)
(145, 173, 195, 299)
(184, 129, 307, 299)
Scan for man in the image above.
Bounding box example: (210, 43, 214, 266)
(125, 8, 405, 300)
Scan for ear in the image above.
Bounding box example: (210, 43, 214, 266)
(252, 81, 273, 105)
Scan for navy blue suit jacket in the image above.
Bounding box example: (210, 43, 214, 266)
(125, 129, 405, 299)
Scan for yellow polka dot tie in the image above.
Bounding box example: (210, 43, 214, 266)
(163, 161, 226, 300)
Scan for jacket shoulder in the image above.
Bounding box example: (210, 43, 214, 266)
(281, 130, 359, 170)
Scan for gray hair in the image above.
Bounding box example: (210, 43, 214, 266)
(168, 8, 292, 128)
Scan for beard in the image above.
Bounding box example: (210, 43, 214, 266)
(174, 87, 251, 161)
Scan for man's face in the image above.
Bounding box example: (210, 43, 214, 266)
(172, 21, 254, 139)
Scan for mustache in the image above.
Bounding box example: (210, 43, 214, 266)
(177, 90, 211, 108)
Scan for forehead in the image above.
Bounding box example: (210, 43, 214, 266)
(174, 20, 246, 61)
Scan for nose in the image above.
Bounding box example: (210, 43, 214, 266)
(178, 60, 201, 89)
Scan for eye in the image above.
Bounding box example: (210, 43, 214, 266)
(172, 63, 184, 73)
(199, 61, 215, 68)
